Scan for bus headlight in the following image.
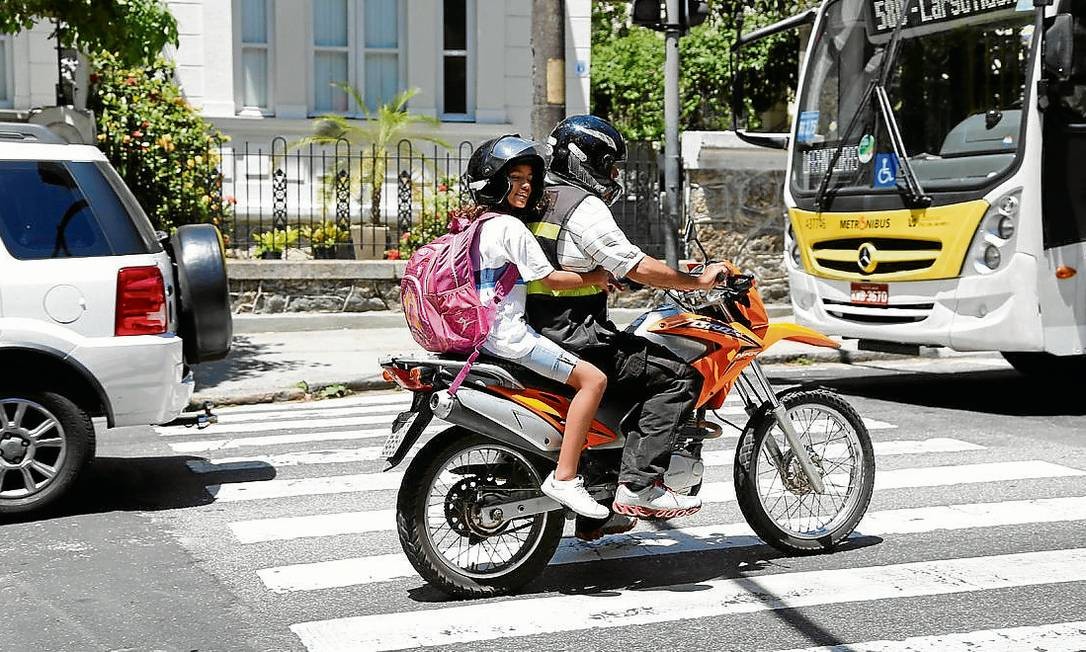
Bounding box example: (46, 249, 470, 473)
(997, 216, 1015, 239)
(969, 188, 1020, 275)
(790, 243, 801, 266)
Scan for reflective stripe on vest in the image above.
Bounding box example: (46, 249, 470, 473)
(525, 279, 604, 297)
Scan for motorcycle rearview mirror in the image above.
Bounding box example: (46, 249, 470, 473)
(683, 217, 711, 262)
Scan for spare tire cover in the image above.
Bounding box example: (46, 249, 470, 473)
(170, 224, 232, 363)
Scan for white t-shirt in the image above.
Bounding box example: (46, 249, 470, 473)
(553, 195, 646, 277)
(472, 213, 556, 359)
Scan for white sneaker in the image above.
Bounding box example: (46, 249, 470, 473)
(612, 482, 701, 519)
(541, 472, 609, 519)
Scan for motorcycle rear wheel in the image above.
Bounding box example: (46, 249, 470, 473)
(734, 389, 874, 553)
(396, 428, 564, 598)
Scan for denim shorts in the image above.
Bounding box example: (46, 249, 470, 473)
(512, 335, 580, 383)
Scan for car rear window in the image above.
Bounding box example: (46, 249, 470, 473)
(0, 160, 156, 260)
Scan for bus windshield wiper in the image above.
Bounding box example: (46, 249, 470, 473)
(814, 0, 932, 211)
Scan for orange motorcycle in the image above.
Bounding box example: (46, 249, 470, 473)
(380, 270, 875, 598)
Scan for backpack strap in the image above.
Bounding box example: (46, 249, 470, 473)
(448, 262, 521, 395)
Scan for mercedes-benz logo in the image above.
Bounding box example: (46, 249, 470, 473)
(857, 242, 878, 274)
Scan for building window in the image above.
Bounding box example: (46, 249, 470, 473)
(312, 0, 402, 115)
(237, 0, 273, 113)
(440, 0, 474, 120)
(0, 34, 11, 108)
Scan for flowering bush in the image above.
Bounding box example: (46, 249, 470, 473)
(397, 177, 465, 257)
(87, 51, 231, 233)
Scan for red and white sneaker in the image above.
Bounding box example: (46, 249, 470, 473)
(612, 482, 701, 519)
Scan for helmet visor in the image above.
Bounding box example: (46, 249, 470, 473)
(487, 136, 552, 170)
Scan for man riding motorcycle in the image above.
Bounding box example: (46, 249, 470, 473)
(525, 115, 729, 531)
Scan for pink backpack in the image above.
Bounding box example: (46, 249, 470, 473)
(400, 211, 519, 394)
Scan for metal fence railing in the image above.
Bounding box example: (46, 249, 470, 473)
(217, 138, 664, 260)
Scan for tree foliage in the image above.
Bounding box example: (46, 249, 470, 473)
(590, 0, 816, 141)
(0, 0, 178, 67)
(87, 51, 230, 233)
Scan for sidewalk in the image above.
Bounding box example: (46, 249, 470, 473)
(190, 307, 944, 407)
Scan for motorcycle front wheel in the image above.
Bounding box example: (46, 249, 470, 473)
(396, 428, 564, 599)
(734, 389, 874, 553)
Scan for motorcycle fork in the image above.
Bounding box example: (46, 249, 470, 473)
(734, 362, 826, 494)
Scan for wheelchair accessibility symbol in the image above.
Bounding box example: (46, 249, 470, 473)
(873, 153, 898, 189)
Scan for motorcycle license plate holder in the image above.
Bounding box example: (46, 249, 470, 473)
(382, 392, 434, 469)
(850, 282, 889, 306)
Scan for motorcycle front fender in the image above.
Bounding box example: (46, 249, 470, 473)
(760, 323, 840, 351)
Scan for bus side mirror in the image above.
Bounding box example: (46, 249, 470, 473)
(731, 8, 816, 150)
(1045, 14, 1074, 83)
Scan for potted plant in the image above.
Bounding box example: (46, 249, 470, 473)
(252, 226, 299, 260)
(303, 221, 350, 259)
(293, 85, 448, 259)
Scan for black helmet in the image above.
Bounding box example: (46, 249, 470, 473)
(548, 115, 627, 205)
(463, 134, 549, 210)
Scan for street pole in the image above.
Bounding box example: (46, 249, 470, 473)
(662, 0, 681, 267)
(531, 0, 566, 140)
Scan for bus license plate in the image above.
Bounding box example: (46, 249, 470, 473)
(851, 282, 889, 306)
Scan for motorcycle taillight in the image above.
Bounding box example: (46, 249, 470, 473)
(382, 366, 433, 391)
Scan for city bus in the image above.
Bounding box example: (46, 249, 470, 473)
(734, 0, 1086, 376)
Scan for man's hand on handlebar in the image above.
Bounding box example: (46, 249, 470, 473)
(696, 262, 734, 290)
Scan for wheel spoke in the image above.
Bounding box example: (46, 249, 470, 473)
(21, 467, 37, 492)
(28, 419, 58, 441)
(30, 460, 57, 480)
(11, 403, 27, 429)
(0, 404, 8, 430)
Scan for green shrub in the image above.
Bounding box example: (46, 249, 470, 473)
(87, 51, 231, 233)
(252, 227, 300, 258)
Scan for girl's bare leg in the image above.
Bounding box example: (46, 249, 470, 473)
(555, 361, 608, 481)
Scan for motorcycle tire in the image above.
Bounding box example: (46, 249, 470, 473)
(396, 427, 564, 599)
(734, 388, 874, 554)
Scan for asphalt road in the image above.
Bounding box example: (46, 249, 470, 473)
(3, 354, 1085, 652)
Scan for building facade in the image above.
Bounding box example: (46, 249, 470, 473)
(0, 0, 592, 144)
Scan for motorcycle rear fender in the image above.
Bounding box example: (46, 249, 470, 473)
(760, 323, 839, 350)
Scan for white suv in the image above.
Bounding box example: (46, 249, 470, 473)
(0, 123, 232, 514)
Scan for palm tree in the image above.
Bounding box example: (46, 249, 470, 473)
(294, 85, 449, 225)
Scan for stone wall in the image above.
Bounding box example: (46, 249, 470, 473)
(683, 132, 790, 302)
(228, 261, 406, 314)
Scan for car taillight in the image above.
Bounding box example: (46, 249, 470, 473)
(115, 266, 167, 336)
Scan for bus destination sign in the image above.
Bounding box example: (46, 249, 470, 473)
(871, 0, 1017, 34)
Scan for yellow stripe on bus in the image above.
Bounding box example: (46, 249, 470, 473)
(788, 200, 988, 282)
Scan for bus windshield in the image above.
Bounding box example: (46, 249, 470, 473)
(791, 0, 1035, 196)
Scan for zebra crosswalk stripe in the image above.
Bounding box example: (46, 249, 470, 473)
(168, 425, 446, 454)
(257, 495, 1086, 593)
(204, 438, 985, 501)
(289, 547, 1086, 652)
(227, 460, 1083, 543)
(775, 621, 1086, 652)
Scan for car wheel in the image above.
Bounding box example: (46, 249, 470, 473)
(169, 224, 233, 363)
(0, 391, 95, 515)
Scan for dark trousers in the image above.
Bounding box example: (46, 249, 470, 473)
(580, 335, 702, 490)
